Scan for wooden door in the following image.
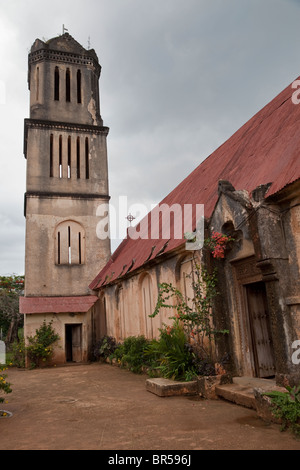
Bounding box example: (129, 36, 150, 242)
(246, 282, 275, 378)
(71, 324, 82, 362)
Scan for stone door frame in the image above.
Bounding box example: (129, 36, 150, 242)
(230, 255, 276, 377)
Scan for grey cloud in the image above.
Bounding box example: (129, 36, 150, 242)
(0, 0, 300, 274)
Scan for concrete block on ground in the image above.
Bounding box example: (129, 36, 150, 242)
(146, 377, 198, 397)
(215, 384, 256, 409)
(198, 374, 232, 400)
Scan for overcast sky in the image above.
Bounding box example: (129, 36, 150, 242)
(0, 0, 300, 275)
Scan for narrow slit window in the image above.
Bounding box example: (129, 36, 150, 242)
(59, 135, 63, 178)
(68, 136, 71, 178)
(78, 232, 82, 265)
(66, 68, 71, 102)
(77, 137, 80, 179)
(85, 137, 89, 179)
(36, 67, 39, 101)
(77, 69, 82, 103)
(55, 221, 85, 266)
(50, 134, 53, 177)
(68, 226, 71, 264)
(57, 232, 61, 265)
(54, 66, 59, 101)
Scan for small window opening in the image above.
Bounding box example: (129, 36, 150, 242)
(36, 67, 39, 101)
(50, 134, 53, 177)
(59, 135, 63, 178)
(77, 137, 80, 179)
(78, 232, 82, 265)
(66, 68, 71, 102)
(57, 232, 61, 265)
(68, 226, 71, 264)
(85, 137, 89, 179)
(68, 136, 71, 179)
(54, 66, 59, 101)
(77, 69, 82, 104)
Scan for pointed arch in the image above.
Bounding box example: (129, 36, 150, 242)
(140, 273, 154, 339)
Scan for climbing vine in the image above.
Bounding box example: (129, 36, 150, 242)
(150, 232, 233, 360)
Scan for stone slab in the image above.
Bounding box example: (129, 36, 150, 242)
(146, 377, 198, 397)
(215, 377, 287, 411)
(215, 384, 256, 409)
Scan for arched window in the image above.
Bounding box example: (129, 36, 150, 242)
(55, 221, 85, 265)
(77, 69, 82, 104)
(141, 274, 154, 338)
(66, 68, 71, 102)
(115, 284, 125, 339)
(179, 256, 194, 308)
(54, 66, 60, 101)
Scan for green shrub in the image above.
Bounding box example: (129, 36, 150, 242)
(93, 335, 119, 361)
(0, 365, 12, 404)
(265, 385, 300, 437)
(145, 319, 197, 381)
(10, 338, 25, 368)
(26, 320, 59, 368)
(113, 335, 151, 374)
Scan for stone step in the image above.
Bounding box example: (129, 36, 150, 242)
(146, 377, 198, 397)
(215, 377, 286, 410)
(215, 383, 257, 409)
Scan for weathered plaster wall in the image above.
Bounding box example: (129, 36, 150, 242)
(28, 58, 102, 126)
(24, 310, 93, 365)
(98, 251, 197, 342)
(24, 196, 110, 296)
(25, 125, 109, 195)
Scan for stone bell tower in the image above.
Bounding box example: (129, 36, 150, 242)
(20, 33, 111, 364)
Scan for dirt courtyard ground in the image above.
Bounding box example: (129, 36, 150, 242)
(1, 362, 300, 451)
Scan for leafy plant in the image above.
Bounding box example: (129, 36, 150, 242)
(150, 261, 228, 360)
(0, 274, 24, 342)
(145, 319, 196, 381)
(0, 364, 12, 404)
(264, 385, 300, 437)
(9, 338, 25, 368)
(147, 234, 233, 379)
(26, 320, 60, 368)
(113, 335, 151, 374)
(93, 335, 119, 361)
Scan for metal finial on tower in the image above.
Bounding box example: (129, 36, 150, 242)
(62, 24, 69, 34)
(87, 36, 91, 50)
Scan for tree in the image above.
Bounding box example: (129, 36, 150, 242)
(0, 275, 24, 342)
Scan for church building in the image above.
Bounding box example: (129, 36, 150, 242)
(90, 72, 300, 386)
(20, 33, 300, 386)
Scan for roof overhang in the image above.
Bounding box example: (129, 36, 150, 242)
(19, 296, 98, 315)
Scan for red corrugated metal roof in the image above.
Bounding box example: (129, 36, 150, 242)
(90, 76, 300, 289)
(20, 296, 98, 314)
